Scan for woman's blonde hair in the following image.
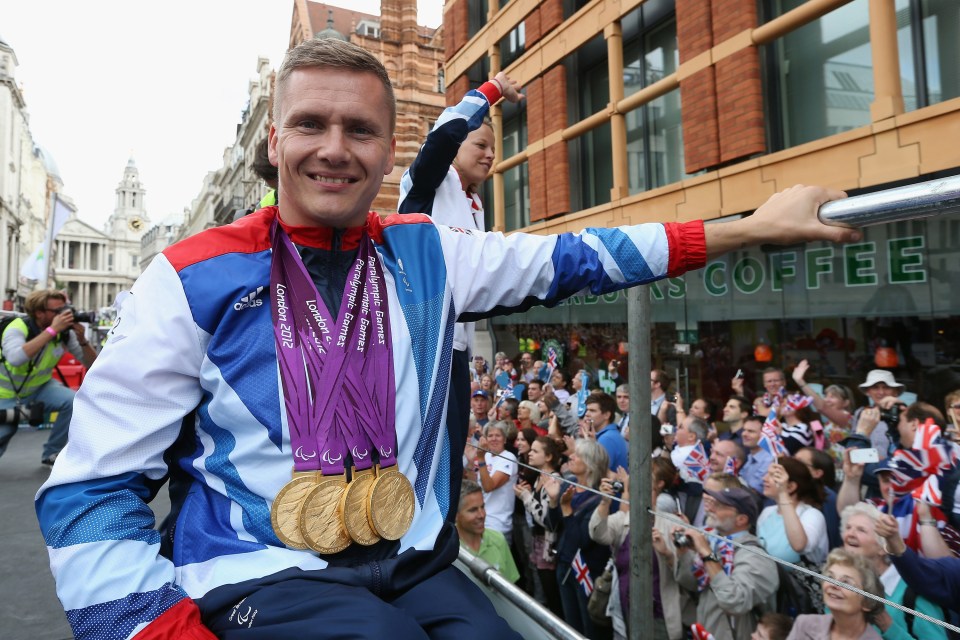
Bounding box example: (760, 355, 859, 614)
(823, 548, 885, 622)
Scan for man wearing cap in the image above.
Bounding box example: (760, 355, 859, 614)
(670, 485, 778, 640)
(471, 389, 491, 430)
(847, 369, 908, 459)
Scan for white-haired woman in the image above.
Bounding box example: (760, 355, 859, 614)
(518, 399, 544, 436)
(467, 421, 518, 538)
(543, 439, 612, 639)
(787, 548, 886, 639)
(840, 502, 947, 640)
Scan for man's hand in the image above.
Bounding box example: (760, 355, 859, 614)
(705, 185, 861, 260)
(731, 373, 744, 396)
(48, 309, 74, 334)
(493, 72, 523, 104)
(683, 527, 710, 557)
(856, 407, 881, 436)
(579, 418, 596, 440)
(842, 448, 865, 483)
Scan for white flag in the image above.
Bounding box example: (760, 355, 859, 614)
(19, 242, 47, 281)
(50, 195, 73, 239)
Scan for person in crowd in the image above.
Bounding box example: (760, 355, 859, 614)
(598, 359, 623, 395)
(719, 395, 751, 446)
(672, 484, 779, 640)
(515, 427, 539, 486)
(944, 389, 960, 443)
(527, 379, 545, 404)
(786, 549, 886, 639)
(754, 367, 788, 415)
(496, 356, 520, 391)
(569, 369, 591, 417)
(779, 399, 818, 455)
(670, 415, 709, 484)
(471, 354, 488, 385)
(584, 392, 628, 472)
(496, 396, 521, 429)
(847, 370, 908, 459)
(590, 458, 680, 638)
(544, 439, 612, 639)
(480, 372, 499, 398)
(519, 352, 538, 384)
(515, 436, 565, 616)
(795, 446, 842, 549)
(689, 397, 717, 440)
(614, 383, 631, 433)
(518, 399, 545, 436)
(791, 359, 853, 433)
(840, 502, 947, 640)
(549, 368, 573, 404)
(752, 612, 794, 640)
(542, 389, 578, 439)
(457, 480, 520, 583)
(709, 439, 747, 477)
(470, 388, 492, 432)
(34, 35, 862, 638)
(759, 457, 829, 613)
(740, 414, 775, 494)
(839, 448, 960, 559)
(0, 289, 97, 465)
(875, 511, 960, 617)
(467, 421, 519, 541)
(651, 369, 673, 418)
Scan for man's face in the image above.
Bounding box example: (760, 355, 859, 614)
(650, 373, 662, 397)
(471, 395, 489, 417)
(703, 496, 740, 534)
(616, 390, 630, 413)
(709, 440, 736, 474)
(270, 67, 396, 228)
(763, 371, 785, 395)
(501, 359, 513, 372)
(740, 419, 763, 450)
(527, 383, 542, 402)
(35, 297, 67, 329)
(897, 413, 918, 448)
(550, 370, 565, 388)
(675, 416, 697, 447)
(865, 382, 896, 404)
(584, 403, 610, 428)
(456, 491, 486, 537)
(722, 398, 745, 423)
(473, 357, 485, 373)
(520, 354, 533, 370)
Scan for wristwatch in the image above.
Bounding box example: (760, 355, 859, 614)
(701, 551, 722, 564)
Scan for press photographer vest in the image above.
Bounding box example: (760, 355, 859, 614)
(0, 317, 64, 399)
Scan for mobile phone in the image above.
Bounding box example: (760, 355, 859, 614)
(849, 448, 879, 464)
(735, 369, 744, 379)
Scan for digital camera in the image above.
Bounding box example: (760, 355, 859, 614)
(59, 305, 96, 324)
(0, 401, 45, 427)
(672, 531, 692, 548)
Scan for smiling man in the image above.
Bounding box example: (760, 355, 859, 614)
(36, 37, 863, 640)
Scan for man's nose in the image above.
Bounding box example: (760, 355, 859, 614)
(316, 127, 350, 164)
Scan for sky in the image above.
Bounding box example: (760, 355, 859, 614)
(1, 0, 443, 231)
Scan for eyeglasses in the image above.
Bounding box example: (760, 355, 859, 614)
(45, 306, 66, 314)
(950, 403, 960, 410)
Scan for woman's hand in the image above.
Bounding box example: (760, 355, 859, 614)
(543, 474, 562, 505)
(652, 527, 669, 556)
(855, 407, 881, 436)
(841, 448, 865, 483)
(792, 359, 810, 387)
(559, 486, 575, 516)
(768, 463, 791, 499)
(875, 513, 907, 556)
(514, 480, 532, 499)
(493, 72, 523, 103)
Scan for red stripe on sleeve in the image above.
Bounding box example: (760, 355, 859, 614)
(476, 81, 501, 106)
(664, 220, 707, 277)
(132, 598, 217, 640)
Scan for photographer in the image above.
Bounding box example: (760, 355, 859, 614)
(0, 290, 96, 465)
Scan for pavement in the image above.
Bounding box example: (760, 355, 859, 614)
(0, 426, 170, 639)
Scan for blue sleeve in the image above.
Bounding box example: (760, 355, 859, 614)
(891, 547, 960, 613)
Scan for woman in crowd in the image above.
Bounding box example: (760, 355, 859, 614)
(543, 438, 611, 639)
(944, 388, 960, 442)
(468, 421, 518, 540)
(590, 457, 682, 639)
(518, 400, 545, 436)
(795, 446, 842, 549)
(780, 401, 819, 455)
(787, 549, 886, 639)
(515, 427, 539, 487)
(791, 360, 855, 461)
(479, 373, 499, 403)
(515, 436, 565, 616)
(840, 502, 947, 640)
(759, 457, 829, 613)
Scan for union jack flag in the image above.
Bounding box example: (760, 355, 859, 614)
(546, 346, 559, 378)
(683, 442, 710, 483)
(762, 388, 785, 409)
(692, 530, 735, 591)
(786, 393, 814, 411)
(691, 623, 717, 640)
(759, 411, 790, 457)
(890, 419, 960, 494)
(572, 549, 593, 596)
(723, 455, 739, 476)
(494, 379, 515, 408)
(912, 474, 942, 507)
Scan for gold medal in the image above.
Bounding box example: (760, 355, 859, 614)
(271, 471, 318, 549)
(300, 474, 351, 554)
(340, 467, 381, 546)
(368, 465, 415, 540)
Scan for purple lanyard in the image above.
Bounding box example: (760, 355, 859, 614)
(269, 219, 396, 475)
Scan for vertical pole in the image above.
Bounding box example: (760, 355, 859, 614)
(627, 286, 652, 638)
(44, 192, 57, 288)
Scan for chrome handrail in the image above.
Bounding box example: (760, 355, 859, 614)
(819, 174, 960, 227)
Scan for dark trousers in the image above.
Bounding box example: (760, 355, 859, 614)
(199, 565, 522, 639)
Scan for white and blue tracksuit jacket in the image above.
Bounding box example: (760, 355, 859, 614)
(35, 207, 706, 639)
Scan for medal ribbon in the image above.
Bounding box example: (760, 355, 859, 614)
(269, 218, 397, 475)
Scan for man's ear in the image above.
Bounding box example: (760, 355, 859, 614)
(268, 124, 279, 166)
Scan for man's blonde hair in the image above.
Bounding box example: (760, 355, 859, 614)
(24, 290, 66, 320)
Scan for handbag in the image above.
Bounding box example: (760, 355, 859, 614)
(587, 560, 614, 627)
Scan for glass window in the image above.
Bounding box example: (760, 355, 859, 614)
(468, 0, 489, 38)
(921, 0, 960, 105)
(767, 0, 873, 148)
(499, 22, 526, 68)
(501, 101, 529, 231)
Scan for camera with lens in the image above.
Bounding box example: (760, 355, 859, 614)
(611, 480, 624, 493)
(59, 305, 96, 324)
(879, 402, 906, 429)
(0, 402, 45, 427)
(672, 531, 692, 548)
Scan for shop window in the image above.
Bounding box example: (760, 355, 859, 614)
(895, 0, 960, 110)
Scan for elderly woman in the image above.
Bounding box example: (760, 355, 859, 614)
(467, 421, 518, 538)
(840, 502, 947, 640)
(518, 399, 544, 436)
(787, 548, 886, 639)
(543, 438, 611, 639)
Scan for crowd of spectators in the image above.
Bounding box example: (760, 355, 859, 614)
(459, 353, 960, 640)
